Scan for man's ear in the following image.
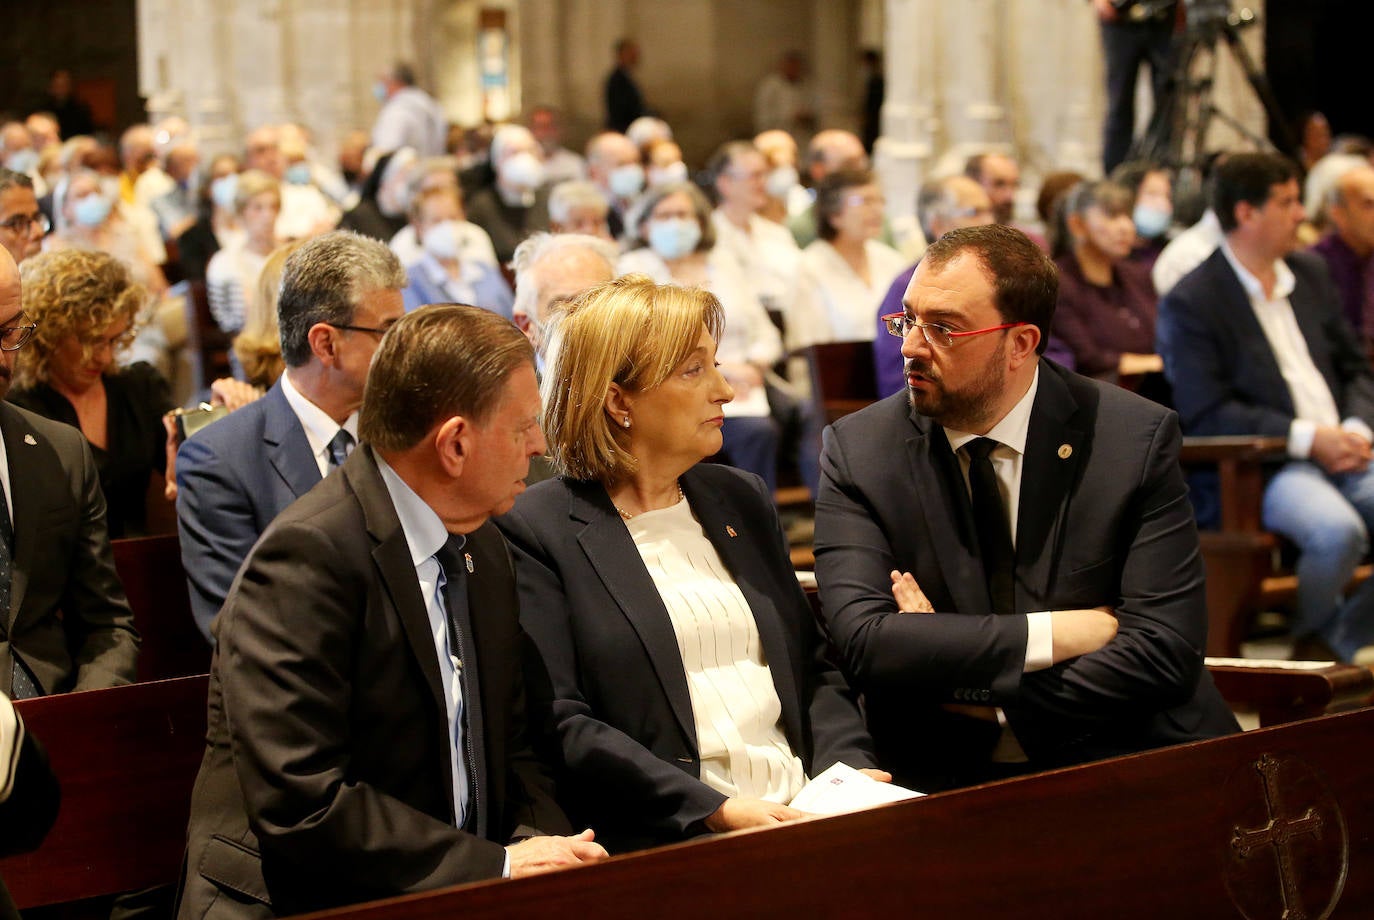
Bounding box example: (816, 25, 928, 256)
(1008, 323, 1041, 369)
(604, 382, 633, 430)
(434, 415, 469, 477)
(307, 322, 340, 367)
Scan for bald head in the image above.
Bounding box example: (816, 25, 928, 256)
(919, 175, 994, 242)
(965, 152, 1021, 225)
(0, 246, 23, 399)
(1330, 165, 1374, 258)
(805, 130, 867, 184)
(754, 129, 798, 168)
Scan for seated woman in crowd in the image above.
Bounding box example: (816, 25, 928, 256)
(10, 249, 171, 538)
(399, 186, 513, 317)
(617, 181, 801, 493)
(1110, 160, 1174, 272)
(175, 152, 242, 284)
(232, 238, 304, 391)
(496, 277, 882, 853)
(799, 168, 906, 344)
(205, 169, 280, 335)
(1050, 179, 1163, 385)
(47, 168, 168, 298)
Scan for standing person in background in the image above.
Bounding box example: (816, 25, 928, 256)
(604, 39, 648, 134)
(529, 106, 586, 185)
(859, 49, 885, 154)
(753, 51, 816, 142)
(371, 62, 448, 157)
(1094, 0, 1177, 174)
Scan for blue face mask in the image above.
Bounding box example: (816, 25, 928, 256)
(1132, 203, 1172, 240)
(372, 81, 388, 103)
(647, 217, 702, 261)
(284, 163, 312, 186)
(73, 193, 113, 227)
(5, 149, 39, 175)
(210, 174, 238, 211)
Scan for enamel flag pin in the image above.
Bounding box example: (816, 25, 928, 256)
(464, 553, 474, 573)
(726, 525, 738, 538)
(23, 434, 37, 445)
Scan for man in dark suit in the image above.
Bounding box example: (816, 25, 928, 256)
(604, 39, 646, 134)
(1158, 153, 1374, 662)
(177, 305, 605, 920)
(176, 231, 407, 641)
(814, 224, 1237, 792)
(0, 247, 138, 698)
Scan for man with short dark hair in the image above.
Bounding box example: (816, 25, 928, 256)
(177, 231, 407, 641)
(815, 223, 1237, 791)
(178, 305, 604, 920)
(1159, 152, 1374, 662)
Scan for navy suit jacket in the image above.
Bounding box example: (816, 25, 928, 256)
(814, 360, 1238, 791)
(496, 464, 875, 852)
(1156, 247, 1374, 437)
(176, 381, 322, 640)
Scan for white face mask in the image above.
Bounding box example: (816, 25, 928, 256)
(647, 217, 702, 261)
(422, 219, 461, 260)
(765, 165, 799, 199)
(501, 151, 546, 192)
(608, 163, 646, 200)
(647, 161, 689, 188)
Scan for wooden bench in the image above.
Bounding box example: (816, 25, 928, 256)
(301, 708, 1374, 919)
(0, 675, 209, 909)
(1206, 659, 1374, 728)
(807, 340, 878, 424)
(112, 533, 212, 683)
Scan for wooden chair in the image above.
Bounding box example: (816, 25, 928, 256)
(0, 675, 209, 909)
(112, 533, 212, 682)
(179, 279, 233, 392)
(807, 341, 878, 424)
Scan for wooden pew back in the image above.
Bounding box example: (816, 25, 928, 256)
(112, 533, 211, 683)
(0, 675, 208, 908)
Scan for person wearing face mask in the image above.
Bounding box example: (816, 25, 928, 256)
(150, 140, 202, 242)
(47, 168, 168, 298)
(1050, 179, 1163, 385)
(463, 124, 550, 265)
(753, 130, 810, 225)
(174, 154, 243, 284)
(1111, 160, 1174, 274)
(205, 170, 281, 335)
(400, 187, 513, 318)
(340, 147, 416, 243)
(619, 182, 803, 495)
(644, 139, 688, 189)
(547, 181, 612, 240)
(1, 123, 43, 197)
(586, 132, 645, 240)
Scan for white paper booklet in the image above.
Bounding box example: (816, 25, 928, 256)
(788, 762, 924, 815)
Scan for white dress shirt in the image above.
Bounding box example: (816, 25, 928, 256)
(798, 238, 907, 345)
(1152, 209, 1223, 296)
(279, 370, 360, 478)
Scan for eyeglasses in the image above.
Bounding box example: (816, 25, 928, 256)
(329, 321, 396, 337)
(0, 212, 50, 235)
(84, 329, 137, 354)
(0, 319, 38, 352)
(881, 312, 1027, 348)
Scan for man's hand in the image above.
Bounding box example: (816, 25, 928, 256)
(1311, 425, 1372, 475)
(1093, 0, 1120, 21)
(1050, 606, 1118, 663)
(890, 570, 935, 613)
(1118, 352, 1164, 376)
(704, 797, 811, 832)
(506, 829, 608, 878)
(208, 377, 265, 411)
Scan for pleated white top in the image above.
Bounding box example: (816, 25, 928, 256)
(625, 496, 806, 804)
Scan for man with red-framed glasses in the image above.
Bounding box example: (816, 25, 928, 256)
(813, 223, 1237, 793)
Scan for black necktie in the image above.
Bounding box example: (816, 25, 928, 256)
(1, 476, 38, 699)
(965, 438, 1015, 614)
(326, 430, 355, 468)
(434, 536, 487, 838)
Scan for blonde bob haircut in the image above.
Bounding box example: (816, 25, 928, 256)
(542, 274, 724, 484)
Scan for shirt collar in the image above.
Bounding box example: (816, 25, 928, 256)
(375, 453, 462, 568)
(943, 364, 1040, 456)
(279, 368, 360, 463)
(1221, 239, 1296, 301)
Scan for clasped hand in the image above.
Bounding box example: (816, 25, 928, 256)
(505, 829, 608, 878)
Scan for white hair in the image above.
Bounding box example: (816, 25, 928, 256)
(511, 232, 619, 323)
(626, 116, 672, 150)
(547, 181, 610, 225)
(491, 124, 537, 164)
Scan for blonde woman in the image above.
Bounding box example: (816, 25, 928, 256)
(232, 239, 304, 390)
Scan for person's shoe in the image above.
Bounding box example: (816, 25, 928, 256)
(1290, 634, 1341, 663)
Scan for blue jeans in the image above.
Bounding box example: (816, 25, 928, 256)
(1262, 460, 1374, 659)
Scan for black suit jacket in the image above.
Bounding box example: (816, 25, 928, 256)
(496, 464, 875, 853)
(177, 446, 569, 920)
(1156, 247, 1374, 437)
(814, 361, 1238, 791)
(0, 403, 138, 697)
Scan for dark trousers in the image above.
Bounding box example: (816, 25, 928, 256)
(1100, 19, 1174, 173)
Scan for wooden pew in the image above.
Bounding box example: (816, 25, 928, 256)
(112, 533, 212, 682)
(807, 341, 878, 423)
(303, 708, 1374, 920)
(0, 675, 208, 909)
(1206, 659, 1374, 728)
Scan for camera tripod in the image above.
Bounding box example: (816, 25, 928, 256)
(1130, 2, 1294, 174)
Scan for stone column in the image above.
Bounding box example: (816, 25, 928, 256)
(810, 0, 859, 131)
(875, 0, 940, 229)
(520, 0, 565, 112)
(936, 0, 1010, 163)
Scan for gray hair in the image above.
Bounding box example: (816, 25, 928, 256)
(490, 124, 536, 165)
(547, 181, 609, 226)
(278, 231, 407, 367)
(511, 232, 619, 323)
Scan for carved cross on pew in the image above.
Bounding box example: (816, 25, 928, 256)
(1231, 754, 1324, 920)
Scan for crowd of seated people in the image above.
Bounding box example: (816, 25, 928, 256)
(6, 69, 1374, 920)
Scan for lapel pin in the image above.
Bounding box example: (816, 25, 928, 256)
(726, 525, 738, 538)
(23, 434, 37, 445)
(464, 553, 474, 573)
(1057, 444, 1072, 459)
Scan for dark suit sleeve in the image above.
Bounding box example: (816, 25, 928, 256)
(63, 435, 139, 690)
(220, 520, 508, 893)
(1156, 279, 1294, 437)
(499, 507, 729, 838)
(814, 426, 1028, 704)
(176, 433, 261, 642)
(1017, 410, 1208, 725)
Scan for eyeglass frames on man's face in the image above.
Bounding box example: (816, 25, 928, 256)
(880, 312, 1026, 348)
(0, 319, 38, 352)
(0, 212, 50, 236)
(329, 320, 397, 337)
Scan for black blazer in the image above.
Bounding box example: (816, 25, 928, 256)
(496, 464, 875, 852)
(1157, 247, 1374, 437)
(177, 446, 569, 920)
(814, 360, 1238, 792)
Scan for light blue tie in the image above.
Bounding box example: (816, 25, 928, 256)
(326, 429, 355, 468)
